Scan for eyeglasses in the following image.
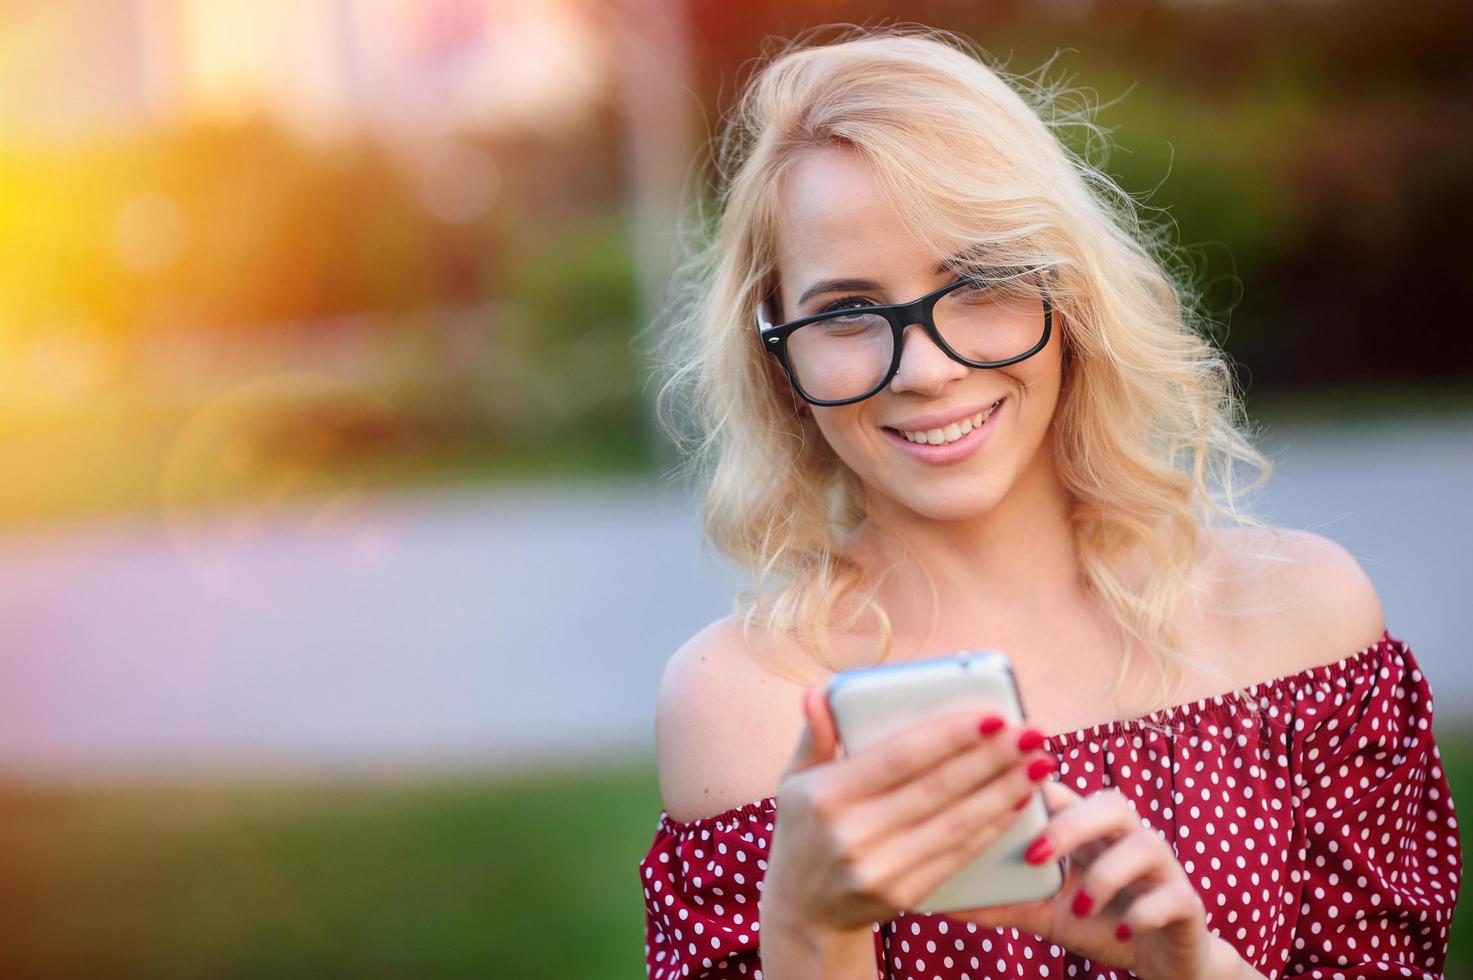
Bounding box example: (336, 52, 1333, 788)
(756, 264, 1054, 406)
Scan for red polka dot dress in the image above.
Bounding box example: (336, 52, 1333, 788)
(639, 631, 1462, 979)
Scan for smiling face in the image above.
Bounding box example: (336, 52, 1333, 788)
(772, 143, 1066, 523)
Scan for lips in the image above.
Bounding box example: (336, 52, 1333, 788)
(883, 397, 1006, 444)
(880, 396, 1006, 465)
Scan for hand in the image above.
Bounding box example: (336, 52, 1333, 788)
(761, 687, 1056, 935)
(949, 779, 1244, 980)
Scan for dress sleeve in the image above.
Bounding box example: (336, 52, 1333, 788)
(639, 800, 774, 980)
(637, 798, 885, 979)
(1284, 632, 1463, 978)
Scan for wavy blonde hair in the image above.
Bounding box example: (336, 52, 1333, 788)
(652, 24, 1281, 713)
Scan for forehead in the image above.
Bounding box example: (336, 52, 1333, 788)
(776, 144, 939, 283)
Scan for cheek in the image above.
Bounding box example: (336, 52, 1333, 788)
(811, 409, 875, 459)
(1010, 337, 1065, 408)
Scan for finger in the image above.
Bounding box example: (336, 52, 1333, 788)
(1039, 776, 1079, 811)
(844, 725, 1051, 843)
(806, 687, 841, 758)
(1117, 878, 1205, 939)
(779, 687, 838, 779)
(951, 897, 1050, 932)
(948, 903, 1018, 928)
(1068, 828, 1170, 918)
(822, 703, 1011, 805)
(1024, 788, 1143, 866)
(860, 752, 1053, 904)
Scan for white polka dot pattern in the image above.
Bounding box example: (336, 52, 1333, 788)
(637, 631, 1462, 979)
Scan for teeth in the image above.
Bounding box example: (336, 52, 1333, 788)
(899, 399, 1002, 445)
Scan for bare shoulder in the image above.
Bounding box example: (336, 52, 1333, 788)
(654, 615, 813, 824)
(1206, 525, 1388, 680)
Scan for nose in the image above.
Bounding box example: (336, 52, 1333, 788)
(888, 322, 970, 396)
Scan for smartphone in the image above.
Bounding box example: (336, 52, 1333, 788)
(824, 649, 1064, 914)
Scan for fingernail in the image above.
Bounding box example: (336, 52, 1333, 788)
(1115, 922, 1132, 941)
(1026, 756, 1056, 781)
(1016, 727, 1045, 751)
(1071, 890, 1093, 917)
(1023, 835, 1053, 864)
(1011, 794, 1031, 811)
(978, 714, 1005, 736)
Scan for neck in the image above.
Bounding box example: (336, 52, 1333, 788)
(844, 441, 1083, 646)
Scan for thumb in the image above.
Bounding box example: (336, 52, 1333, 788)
(1039, 776, 1079, 813)
(781, 686, 840, 778)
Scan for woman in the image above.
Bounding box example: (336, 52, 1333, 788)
(638, 25, 1461, 980)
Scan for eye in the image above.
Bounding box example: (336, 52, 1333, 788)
(819, 296, 876, 314)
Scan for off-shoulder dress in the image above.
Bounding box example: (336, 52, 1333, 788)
(639, 630, 1462, 979)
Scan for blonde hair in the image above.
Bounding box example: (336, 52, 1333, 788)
(652, 23, 1280, 712)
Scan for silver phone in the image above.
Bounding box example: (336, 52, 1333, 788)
(824, 649, 1064, 914)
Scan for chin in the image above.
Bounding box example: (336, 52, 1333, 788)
(877, 481, 1003, 523)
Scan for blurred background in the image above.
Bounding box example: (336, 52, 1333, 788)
(0, 0, 1469, 976)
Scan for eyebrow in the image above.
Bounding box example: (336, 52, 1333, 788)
(795, 254, 972, 308)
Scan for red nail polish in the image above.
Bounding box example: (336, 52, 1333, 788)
(1016, 727, 1045, 751)
(1026, 756, 1056, 781)
(1115, 922, 1132, 941)
(1071, 890, 1093, 916)
(1023, 835, 1053, 864)
(978, 714, 1005, 736)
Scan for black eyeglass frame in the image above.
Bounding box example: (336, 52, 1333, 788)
(755, 265, 1055, 407)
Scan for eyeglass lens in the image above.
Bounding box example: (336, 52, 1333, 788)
(784, 277, 1047, 402)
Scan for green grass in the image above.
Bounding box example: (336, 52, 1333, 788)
(1, 731, 1471, 979)
(0, 757, 666, 980)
